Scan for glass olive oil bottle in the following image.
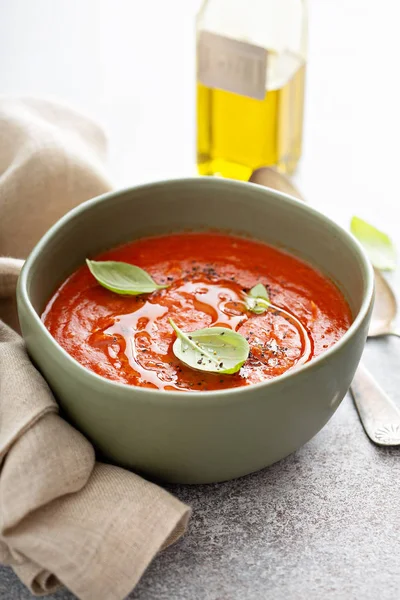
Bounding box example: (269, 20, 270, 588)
(196, 0, 308, 180)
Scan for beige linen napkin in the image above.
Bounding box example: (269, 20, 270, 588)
(0, 98, 190, 600)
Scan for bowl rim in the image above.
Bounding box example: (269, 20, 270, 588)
(18, 177, 375, 405)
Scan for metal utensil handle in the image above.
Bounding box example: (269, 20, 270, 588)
(350, 363, 400, 446)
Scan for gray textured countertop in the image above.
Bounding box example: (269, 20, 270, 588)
(1, 338, 400, 600)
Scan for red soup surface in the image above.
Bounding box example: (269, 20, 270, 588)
(42, 233, 352, 391)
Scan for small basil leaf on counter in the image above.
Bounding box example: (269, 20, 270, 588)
(169, 318, 249, 375)
(350, 216, 396, 271)
(245, 283, 270, 314)
(86, 259, 167, 295)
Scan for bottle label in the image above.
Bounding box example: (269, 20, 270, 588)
(197, 31, 267, 100)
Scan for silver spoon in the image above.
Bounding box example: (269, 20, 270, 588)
(250, 167, 400, 446)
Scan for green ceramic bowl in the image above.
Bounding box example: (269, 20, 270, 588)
(17, 178, 374, 484)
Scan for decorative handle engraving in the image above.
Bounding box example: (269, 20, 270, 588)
(351, 363, 400, 446)
(373, 424, 400, 445)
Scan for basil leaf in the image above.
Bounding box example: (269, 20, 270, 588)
(86, 259, 167, 295)
(245, 283, 270, 314)
(169, 318, 249, 375)
(350, 217, 396, 271)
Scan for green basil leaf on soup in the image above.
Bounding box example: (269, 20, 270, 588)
(245, 283, 270, 314)
(169, 318, 249, 375)
(86, 259, 167, 295)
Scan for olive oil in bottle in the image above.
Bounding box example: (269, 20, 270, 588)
(196, 0, 308, 180)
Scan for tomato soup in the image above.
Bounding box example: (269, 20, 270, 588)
(42, 233, 352, 391)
